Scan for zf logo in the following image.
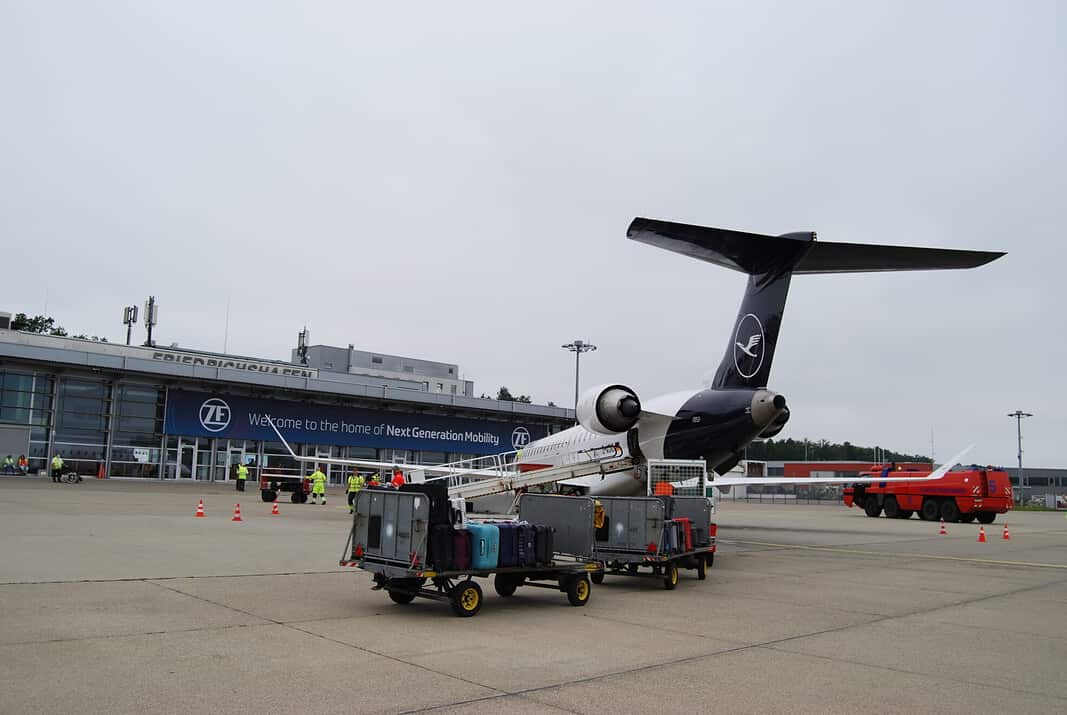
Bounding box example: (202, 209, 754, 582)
(511, 426, 531, 450)
(199, 398, 231, 433)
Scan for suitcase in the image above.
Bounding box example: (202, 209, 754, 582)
(452, 529, 471, 570)
(534, 524, 554, 566)
(662, 522, 680, 554)
(693, 525, 709, 547)
(492, 522, 520, 568)
(674, 517, 694, 552)
(516, 522, 537, 567)
(399, 481, 451, 526)
(428, 524, 454, 570)
(467, 522, 499, 570)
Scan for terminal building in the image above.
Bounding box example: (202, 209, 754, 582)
(0, 326, 572, 485)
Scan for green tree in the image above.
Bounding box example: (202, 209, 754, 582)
(495, 386, 532, 403)
(11, 313, 67, 336)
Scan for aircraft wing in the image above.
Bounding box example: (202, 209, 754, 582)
(710, 445, 972, 488)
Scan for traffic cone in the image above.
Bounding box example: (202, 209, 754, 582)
(1002, 523, 1011, 540)
(977, 525, 986, 543)
(939, 518, 947, 535)
(232, 503, 243, 522)
(195, 499, 205, 518)
(271, 500, 280, 516)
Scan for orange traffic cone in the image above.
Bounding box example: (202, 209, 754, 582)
(939, 518, 947, 535)
(271, 500, 280, 516)
(977, 525, 987, 543)
(1002, 523, 1011, 540)
(232, 503, 243, 522)
(195, 499, 205, 518)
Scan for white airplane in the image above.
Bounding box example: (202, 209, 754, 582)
(274, 217, 1002, 498)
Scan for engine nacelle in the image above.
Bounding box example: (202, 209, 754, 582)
(758, 406, 790, 439)
(576, 384, 642, 435)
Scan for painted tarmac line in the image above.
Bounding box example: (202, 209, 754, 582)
(728, 539, 1067, 570)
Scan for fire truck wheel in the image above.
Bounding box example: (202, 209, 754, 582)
(920, 499, 940, 521)
(976, 511, 996, 524)
(261, 489, 276, 503)
(940, 500, 960, 523)
(864, 496, 882, 518)
(898, 510, 914, 519)
(959, 513, 977, 523)
(883, 496, 900, 519)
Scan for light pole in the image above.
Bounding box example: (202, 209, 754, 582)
(562, 340, 597, 421)
(1007, 410, 1032, 504)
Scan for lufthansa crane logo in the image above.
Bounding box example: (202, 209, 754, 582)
(199, 398, 231, 433)
(511, 427, 531, 450)
(733, 313, 766, 380)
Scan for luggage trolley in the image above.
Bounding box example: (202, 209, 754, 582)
(341, 489, 599, 617)
(589, 495, 717, 590)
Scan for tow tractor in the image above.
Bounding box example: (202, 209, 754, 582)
(259, 472, 311, 503)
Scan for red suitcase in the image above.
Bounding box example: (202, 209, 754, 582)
(452, 529, 472, 571)
(673, 517, 694, 552)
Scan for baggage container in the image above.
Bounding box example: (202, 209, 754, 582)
(399, 481, 451, 526)
(467, 522, 500, 570)
(352, 490, 429, 567)
(593, 497, 666, 554)
(668, 497, 713, 546)
(518, 493, 597, 560)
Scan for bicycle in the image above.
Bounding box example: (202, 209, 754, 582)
(60, 472, 83, 484)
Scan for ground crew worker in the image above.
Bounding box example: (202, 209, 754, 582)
(1, 455, 15, 474)
(347, 471, 365, 513)
(391, 468, 405, 488)
(236, 462, 248, 492)
(308, 466, 327, 505)
(51, 454, 64, 483)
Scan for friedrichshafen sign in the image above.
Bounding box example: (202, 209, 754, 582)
(164, 390, 547, 454)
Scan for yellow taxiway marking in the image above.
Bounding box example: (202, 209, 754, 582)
(729, 540, 1067, 570)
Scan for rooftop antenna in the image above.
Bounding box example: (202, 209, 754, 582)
(122, 305, 139, 346)
(297, 326, 309, 365)
(223, 292, 231, 354)
(143, 296, 158, 347)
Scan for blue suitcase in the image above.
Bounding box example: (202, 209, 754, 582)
(467, 522, 500, 570)
(662, 522, 680, 554)
(516, 522, 537, 566)
(493, 522, 520, 567)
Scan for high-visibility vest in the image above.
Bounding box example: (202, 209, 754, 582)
(237, 465, 249, 480)
(51, 456, 63, 470)
(309, 470, 327, 487)
(347, 475, 365, 493)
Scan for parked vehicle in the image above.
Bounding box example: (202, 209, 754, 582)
(844, 466, 1012, 524)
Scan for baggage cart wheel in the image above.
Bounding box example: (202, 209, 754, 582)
(387, 589, 417, 604)
(450, 580, 483, 617)
(697, 556, 708, 581)
(566, 575, 591, 607)
(663, 563, 679, 590)
(387, 577, 423, 604)
(494, 573, 520, 597)
(261, 489, 276, 503)
(590, 570, 605, 585)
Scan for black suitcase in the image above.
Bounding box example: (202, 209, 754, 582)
(400, 481, 451, 526)
(428, 523, 454, 570)
(534, 524, 554, 566)
(516, 522, 537, 566)
(493, 522, 520, 568)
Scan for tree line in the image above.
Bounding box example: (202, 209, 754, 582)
(746, 438, 930, 463)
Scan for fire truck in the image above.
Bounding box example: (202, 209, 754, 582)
(843, 466, 1012, 524)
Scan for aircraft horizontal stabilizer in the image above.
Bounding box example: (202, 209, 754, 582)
(627, 218, 1004, 275)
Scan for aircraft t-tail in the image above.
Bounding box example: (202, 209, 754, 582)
(272, 217, 1003, 498)
(517, 217, 1003, 496)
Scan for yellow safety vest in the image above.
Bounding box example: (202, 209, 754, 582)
(51, 456, 63, 470)
(347, 475, 365, 493)
(237, 465, 248, 480)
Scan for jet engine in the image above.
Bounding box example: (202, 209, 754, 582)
(576, 384, 642, 434)
(758, 406, 790, 439)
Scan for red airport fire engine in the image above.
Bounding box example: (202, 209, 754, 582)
(844, 465, 1012, 524)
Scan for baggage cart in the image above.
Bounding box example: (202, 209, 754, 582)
(588, 495, 717, 590)
(259, 471, 311, 503)
(341, 490, 599, 617)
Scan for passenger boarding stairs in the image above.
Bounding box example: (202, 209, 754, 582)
(416, 451, 637, 500)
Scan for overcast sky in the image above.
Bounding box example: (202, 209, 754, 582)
(2, 2, 1063, 467)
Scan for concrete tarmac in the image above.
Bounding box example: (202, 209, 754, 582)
(2, 477, 1065, 714)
